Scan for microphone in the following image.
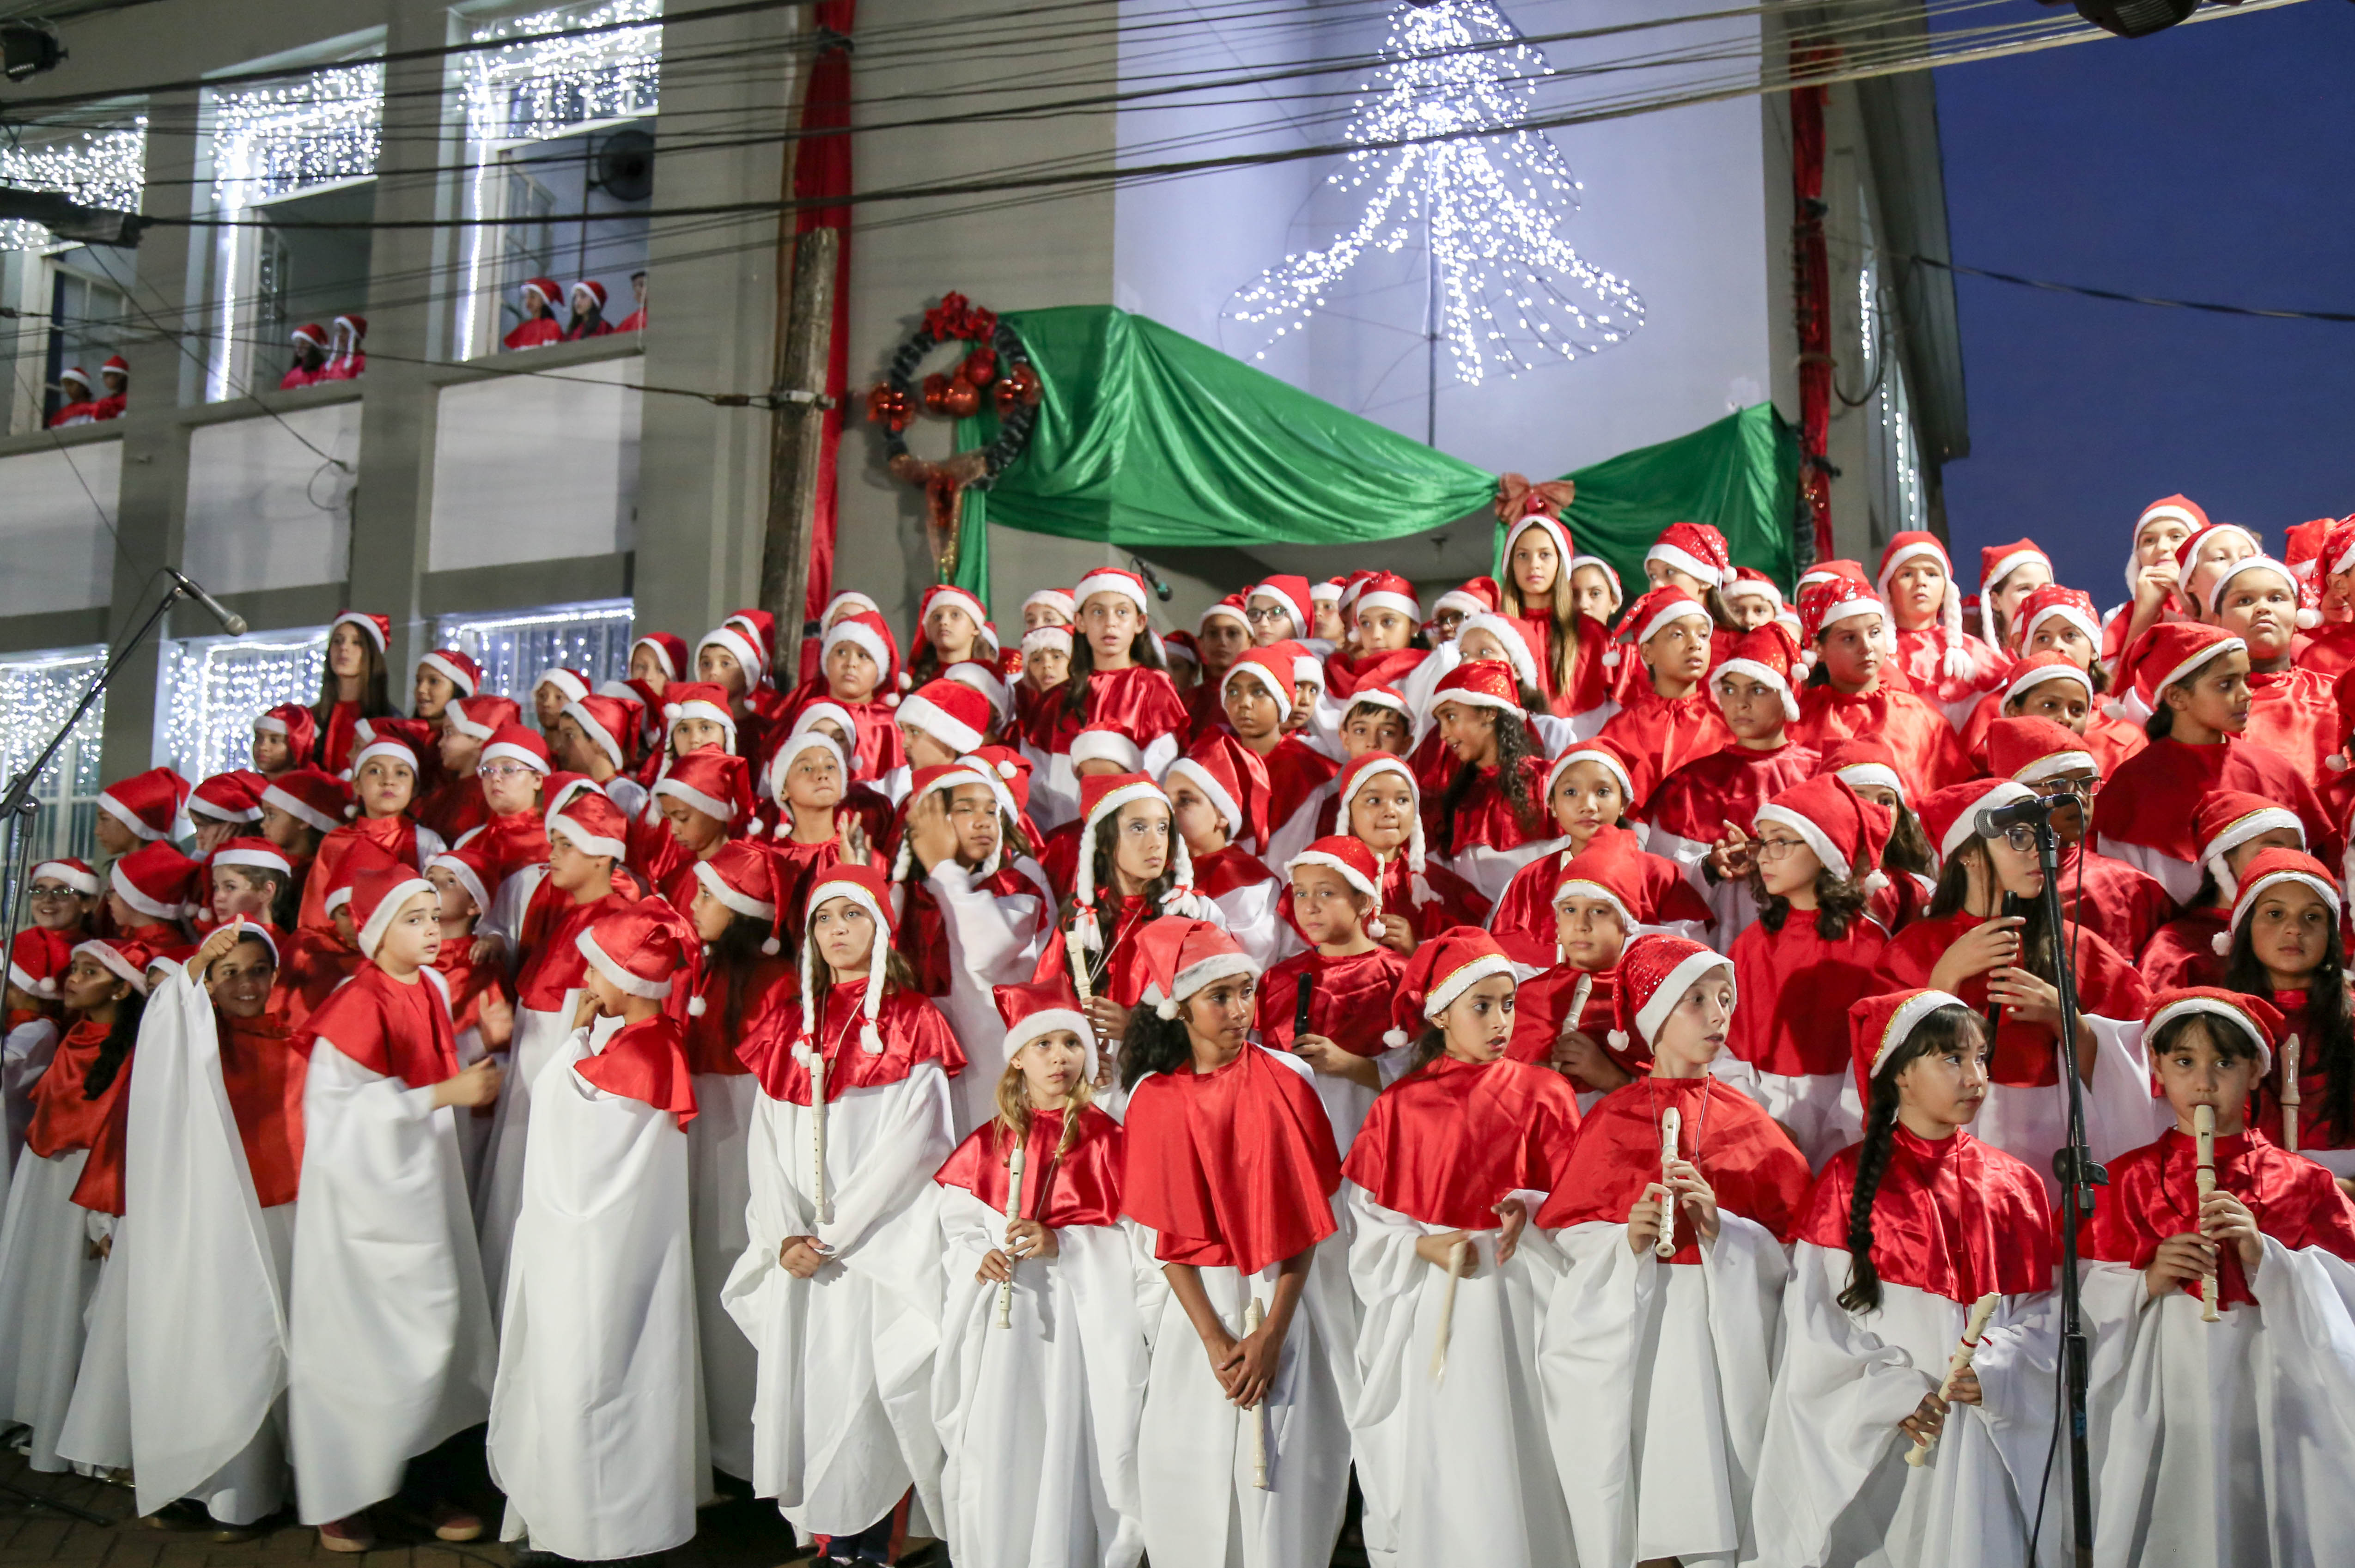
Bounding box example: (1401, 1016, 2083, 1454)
(166, 567, 247, 636)
(1128, 554, 1174, 603)
(1975, 794, 2054, 839)
(1986, 891, 2022, 1038)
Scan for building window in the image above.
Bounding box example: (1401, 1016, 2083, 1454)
(435, 599, 637, 697)
(1, 114, 146, 435)
(456, 1, 662, 358)
(0, 650, 108, 888)
(161, 631, 328, 781)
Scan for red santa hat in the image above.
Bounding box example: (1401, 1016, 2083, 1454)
(1353, 572, 1422, 624)
(1456, 612, 1544, 692)
(797, 863, 900, 1056)
(1134, 916, 1256, 1022)
(1344, 683, 1412, 725)
(480, 722, 552, 774)
(1337, 753, 1433, 902)
(1610, 931, 1734, 1057)
(261, 767, 348, 833)
(821, 610, 905, 703)
(1914, 778, 2036, 869)
(1976, 539, 2052, 644)
(1647, 521, 1734, 590)
(254, 701, 318, 760)
(915, 583, 988, 647)
(2323, 517, 2355, 582)
(1309, 577, 1345, 607)
(661, 682, 740, 748)
(942, 658, 1013, 727)
(2109, 621, 2244, 725)
(1167, 735, 1270, 849)
(2004, 655, 2099, 720)
(548, 790, 630, 861)
(2205, 554, 2316, 630)
(2012, 585, 2103, 654)
(1550, 830, 1650, 931)
(1849, 988, 1973, 1101)
(1605, 585, 1711, 671)
(436, 693, 510, 743)
(888, 760, 1002, 881)
(1875, 531, 1979, 680)
(425, 845, 494, 919)
(961, 744, 1033, 819)
(899, 676, 994, 755)
(1159, 630, 1199, 670)
(1722, 565, 1781, 608)
(1570, 555, 1628, 614)
(71, 937, 155, 996)
(1428, 658, 1527, 719)
(1796, 560, 1872, 599)
(2132, 494, 2209, 595)
(575, 901, 683, 1005)
(521, 277, 562, 311)
(10, 927, 71, 998)
(1754, 774, 1892, 890)
(1069, 774, 1198, 955)
(994, 973, 1099, 1079)
(98, 766, 191, 842)
(1069, 724, 1145, 774)
(631, 633, 688, 682)
(1385, 926, 1517, 1048)
(31, 858, 101, 898)
(1796, 579, 1887, 668)
(1198, 595, 1250, 636)
(1503, 508, 1576, 577)
(1822, 738, 1909, 803)
(2193, 789, 2306, 896)
(210, 837, 292, 879)
(1545, 741, 1637, 810)
(331, 610, 390, 653)
(189, 769, 266, 825)
(543, 772, 599, 819)
(1284, 834, 1385, 937)
(2144, 986, 2284, 1076)
(1248, 575, 1315, 637)
(415, 647, 481, 697)
(1431, 577, 1500, 622)
(692, 840, 789, 970)
(1712, 625, 1803, 722)
(1984, 715, 2097, 787)
(1021, 623, 1073, 658)
(561, 695, 640, 772)
(347, 866, 435, 961)
(2218, 849, 2342, 957)
(1220, 648, 1298, 723)
(290, 323, 330, 353)
(1073, 568, 1152, 619)
(2173, 520, 2264, 578)
(57, 365, 91, 393)
(653, 748, 753, 830)
(535, 667, 591, 707)
(330, 315, 365, 342)
(569, 279, 608, 313)
(764, 727, 848, 818)
(348, 717, 432, 781)
(1023, 587, 1076, 623)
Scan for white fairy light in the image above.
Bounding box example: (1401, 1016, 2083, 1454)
(437, 600, 637, 700)
(0, 650, 108, 872)
(0, 120, 148, 253)
(1222, 0, 1644, 387)
(161, 633, 326, 781)
(465, 0, 663, 145)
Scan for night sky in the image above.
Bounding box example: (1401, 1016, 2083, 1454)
(1929, 1, 2355, 600)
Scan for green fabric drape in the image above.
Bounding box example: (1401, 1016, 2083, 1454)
(1552, 402, 1799, 593)
(950, 410, 992, 604)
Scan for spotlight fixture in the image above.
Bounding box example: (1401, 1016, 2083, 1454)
(1, 21, 67, 81)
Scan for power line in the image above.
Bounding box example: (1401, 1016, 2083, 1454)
(1908, 253, 2355, 325)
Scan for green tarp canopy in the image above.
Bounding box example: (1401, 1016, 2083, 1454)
(950, 305, 1798, 608)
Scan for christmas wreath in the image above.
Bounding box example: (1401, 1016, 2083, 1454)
(864, 292, 1041, 577)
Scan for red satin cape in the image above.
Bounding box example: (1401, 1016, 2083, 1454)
(741, 981, 966, 1104)
(1120, 1044, 1341, 1274)
(1537, 1074, 1812, 1258)
(935, 1104, 1124, 1229)
(2077, 1126, 2355, 1308)
(1795, 1124, 2058, 1302)
(576, 1015, 698, 1128)
(1729, 907, 1889, 1078)
(1343, 1054, 1580, 1229)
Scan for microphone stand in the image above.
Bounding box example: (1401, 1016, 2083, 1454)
(0, 579, 192, 1525)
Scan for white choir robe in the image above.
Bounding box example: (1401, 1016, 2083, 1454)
(1710, 1056, 1863, 1170)
(1346, 1186, 1571, 1568)
(288, 1039, 496, 1525)
(0, 1142, 97, 1471)
(3, 1015, 59, 1179)
(488, 1030, 699, 1561)
(929, 1187, 1149, 1568)
(1752, 1241, 2064, 1568)
(475, 992, 617, 1310)
(2081, 1240, 2355, 1568)
(56, 1210, 128, 1471)
(926, 857, 1053, 1137)
(1539, 1214, 1789, 1568)
(450, 1009, 499, 1198)
(691, 1070, 759, 1481)
(1128, 1222, 1358, 1568)
(722, 1063, 955, 1541)
(1973, 1018, 2168, 1202)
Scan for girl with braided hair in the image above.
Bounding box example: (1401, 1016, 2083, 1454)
(1753, 991, 2064, 1568)
(1425, 662, 1555, 903)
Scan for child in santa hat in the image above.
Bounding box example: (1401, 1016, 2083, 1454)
(1213, 647, 1342, 869)
(2204, 554, 2341, 778)
(1022, 571, 1187, 824)
(1819, 738, 1940, 935)
(1116, 915, 1354, 1568)
(1539, 933, 1811, 1568)
(1016, 622, 1073, 735)
(1981, 717, 2174, 960)
(1323, 573, 1429, 704)
(1425, 662, 1560, 902)
(488, 903, 699, 1562)
(1704, 775, 1892, 1165)
(1593, 588, 1731, 806)
(1345, 927, 1581, 1568)
(1495, 504, 1614, 715)
(207, 837, 297, 936)
(1959, 586, 2149, 775)
(1975, 538, 2055, 657)
(1753, 991, 2063, 1568)
(1334, 684, 1412, 762)
(928, 976, 1144, 1568)
(415, 694, 506, 844)
(1504, 832, 1658, 1111)
(2174, 521, 2264, 629)
(410, 646, 478, 733)
(1874, 778, 2158, 1188)
(311, 612, 398, 775)
(1330, 753, 1489, 951)
(550, 692, 649, 819)
(104, 841, 201, 948)
(759, 727, 879, 940)
(1163, 738, 1295, 972)
(908, 585, 991, 687)
(2077, 986, 2355, 1563)
(1568, 554, 1625, 628)
(2141, 790, 2305, 991)
(1875, 531, 2003, 722)
(647, 748, 755, 911)
(724, 865, 964, 1562)
(1254, 836, 1406, 1152)
(250, 703, 316, 779)
(289, 869, 501, 1551)
(1791, 580, 1973, 796)
(2102, 495, 2206, 669)
(797, 611, 912, 797)
(1482, 742, 1710, 953)
(2294, 517, 2355, 677)
(295, 724, 444, 934)
(2212, 850, 2355, 1178)
(92, 766, 189, 860)
(186, 770, 266, 860)
(0, 939, 146, 1475)
(417, 847, 512, 1191)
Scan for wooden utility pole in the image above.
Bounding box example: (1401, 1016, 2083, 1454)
(759, 224, 839, 644)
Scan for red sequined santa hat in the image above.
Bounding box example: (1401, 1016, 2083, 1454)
(1336, 753, 1433, 903)
(1068, 774, 1198, 959)
(631, 632, 689, 683)
(661, 682, 739, 749)
(415, 648, 481, 698)
(2011, 584, 2103, 656)
(1069, 724, 1144, 774)
(2145, 986, 2284, 1076)
(349, 865, 437, 960)
(1431, 577, 1501, 623)
(10, 927, 71, 998)
(1456, 612, 1545, 691)
(2205, 554, 2315, 630)
(1428, 658, 1527, 719)
(425, 844, 494, 918)
(99, 766, 190, 842)
(255, 701, 318, 762)
(2217, 849, 2341, 957)
(1285, 834, 1385, 937)
(211, 837, 292, 880)
(1545, 740, 1636, 808)
(1876, 530, 1978, 680)
(1796, 578, 1888, 672)
(561, 694, 640, 772)
(2191, 790, 2305, 896)
(1198, 595, 1250, 637)
(942, 658, 1013, 728)
(1220, 648, 1299, 724)
(1166, 734, 1271, 850)
(261, 767, 348, 834)
(1353, 571, 1422, 624)
(994, 973, 1099, 1079)
(1754, 774, 1892, 891)
(1385, 925, 1517, 1048)
(1249, 575, 1315, 638)
(821, 610, 906, 704)
(1849, 988, 1973, 1102)
(899, 677, 993, 755)
(330, 610, 390, 652)
(1134, 915, 1256, 1022)
(2323, 516, 2355, 583)
(692, 840, 789, 973)
(1984, 716, 2097, 788)
(1712, 625, 1803, 722)
(575, 901, 686, 1002)
(797, 863, 901, 1057)
(889, 760, 1004, 881)
(548, 790, 629, 861)
(652, 748, 752, 832)
(1647, 521, 1734, 590)
(189, 769, 266, 826)
(1975, 538, 2051, 645)
(71, 937, 155, 996)
(111, 842, 200, 922)
(1913, 778, 2036, 869)
(1606, 585, 1711, 670)
(2108, 620, 2244, 725)
(1610, 931, 1734, 1056)
(1796, 559, 1872, 598)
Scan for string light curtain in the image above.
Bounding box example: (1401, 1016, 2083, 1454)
(0, 650, 108, 875)
(161, 632, 326, 780)
(0, 119, 148, 253)
(436, 601, 637, 699)
(455, 0, 663, 356)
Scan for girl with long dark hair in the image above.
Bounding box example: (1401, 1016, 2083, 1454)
(311, 612, 398, 774)
(2215, 849, 2355, 1174)
(1425, 662, 1554, 903)
(1038, 570, 1187, 825)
